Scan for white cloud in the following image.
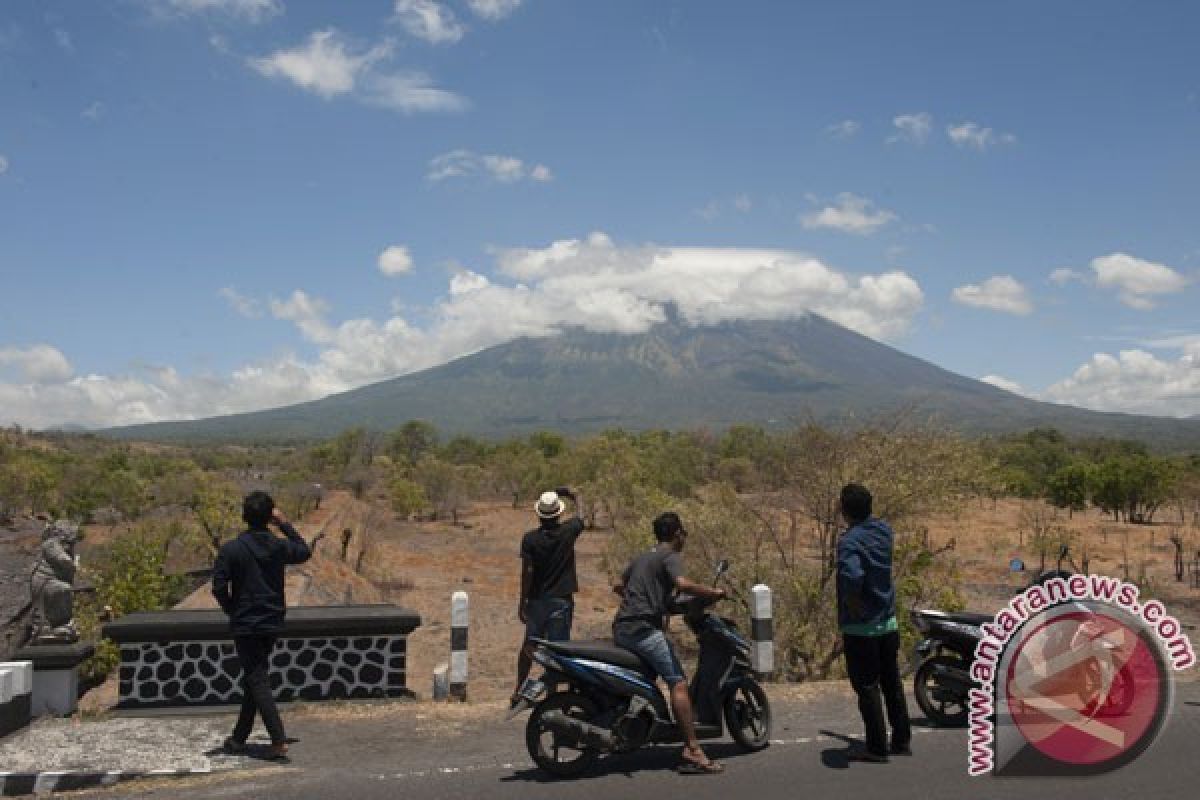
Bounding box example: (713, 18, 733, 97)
(0, 345, 73, 385)
(363, 72, 469, 114)
(378, 245, 414, 276)
(250, 31, 466, 114)
(250, 30, 392, 98)
(733, 193, 752, 213)
(1045, 344, 1200, 417)
(53, 29, 73, 52)
(492, 234, 924, 340)
(427, 150, 551, 183)
(481, 154, 523, 182)
(0, 155, 8, 175)
(82, 101, 105, 121)
(946, 121, 1016, 150)
(888, 112, 932, 144)
(392, 0, 464, 45)
(981, 375, 1026, 395)
(0, 236, 929, 429)
(162, 0, 283, 22)
(1091, 253, 1189, 310)
(269, 289, 334, 343)
(951, 275, 1033, 315)
(219, 287, 262, 318)
(1049, 267, 1084, 286)
(801, 193, 897, 235)
(826, 119, 860, 139)
(468, 0, 522, 20)
(449, 270, 490, 295)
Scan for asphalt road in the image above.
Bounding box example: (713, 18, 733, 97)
(75, 682, 1200, 800)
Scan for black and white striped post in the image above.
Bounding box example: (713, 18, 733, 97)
(449, 591, 468, 701)
(750, 584, 774, 680)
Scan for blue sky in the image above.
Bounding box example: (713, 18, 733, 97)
(1, 0, 1198, 429)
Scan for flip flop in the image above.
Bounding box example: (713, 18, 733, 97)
(677, 759, 724, 775)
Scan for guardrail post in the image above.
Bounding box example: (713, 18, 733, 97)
(449, 591, 468, 701)
(750, 584, 774, 681)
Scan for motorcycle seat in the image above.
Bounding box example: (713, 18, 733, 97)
(916, 609, 992, 626)
(539, 640, 650, 672)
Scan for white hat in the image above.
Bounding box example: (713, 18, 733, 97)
(535, 491, 566, 519)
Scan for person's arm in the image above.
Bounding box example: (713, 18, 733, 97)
(674, 575, 727, 601)
(211, 545, 234, 616)
(272, 509, 312, 565)
(612, 563, 631, 596)
(519, 555, 534, 623)
(837, 535, 866, 619)
(668, 552, 726, 602)
(556, 487, 585, 528)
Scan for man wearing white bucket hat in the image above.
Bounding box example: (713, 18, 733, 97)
(511, 486, 585, 707)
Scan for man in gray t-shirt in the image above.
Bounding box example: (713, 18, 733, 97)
(612, 512, 726, 775)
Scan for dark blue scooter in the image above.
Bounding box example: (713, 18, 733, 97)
(509, 561, 771, 778)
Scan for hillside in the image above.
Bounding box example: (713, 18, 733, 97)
(107, 314, 1200, 450)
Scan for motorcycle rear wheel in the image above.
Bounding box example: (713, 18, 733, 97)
(525, 692, 601, 779)
(914, 655, 969, 727)
(724, 680, 772, 751)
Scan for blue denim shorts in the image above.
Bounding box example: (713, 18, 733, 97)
(525, 596, 574, 642)
(614, 627, 686, 686)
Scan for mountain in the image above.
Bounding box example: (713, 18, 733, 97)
(106, 314, 1200, 449)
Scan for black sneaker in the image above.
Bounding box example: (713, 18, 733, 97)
(890, 742, 913, 756)
(222, 737, 247, 755)
(846, 748, 889, 763)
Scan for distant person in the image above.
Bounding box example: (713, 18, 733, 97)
(836, 483, 911, 763)
(613, 512, 725, 774)
(512, 487, 585, 706)
(212, 491, 312, 761)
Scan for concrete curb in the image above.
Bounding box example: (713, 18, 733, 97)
(0, 767, 216, 796)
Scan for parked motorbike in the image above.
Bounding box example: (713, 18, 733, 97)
(509, 560, 771, 778)
(909, 607, 990, 726)
(910, 546, 1075, 727)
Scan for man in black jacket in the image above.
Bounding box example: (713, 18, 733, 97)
(212, 491, 311, 760)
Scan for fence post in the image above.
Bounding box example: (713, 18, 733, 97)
(750, 584, 774, 681)
(449, 591, 468, 701)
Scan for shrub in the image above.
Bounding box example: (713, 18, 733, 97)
(78, 522, 190, 682)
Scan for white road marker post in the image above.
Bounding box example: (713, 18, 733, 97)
(449, 591, 469, 701)
(750, 584, 774, 681)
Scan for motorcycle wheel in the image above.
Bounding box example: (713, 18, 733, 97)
(914, 655, 969, 727)
(525, 692, 601, 779)
(724, 680, 772, 751)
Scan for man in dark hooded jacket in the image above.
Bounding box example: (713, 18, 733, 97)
(212, 491, 311, 760)
(837, 483, 911, 763)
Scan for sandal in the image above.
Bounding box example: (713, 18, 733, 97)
(678, 748, 724, 775)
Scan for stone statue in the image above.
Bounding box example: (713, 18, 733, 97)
(29, 519, 81, 645)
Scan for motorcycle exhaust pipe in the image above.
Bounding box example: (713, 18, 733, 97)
(540, 710, 615, 751)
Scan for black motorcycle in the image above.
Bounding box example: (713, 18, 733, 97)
(910, 546, 1076, 727)
(509, 561, 771, 777)
(909, 607, 990, 726)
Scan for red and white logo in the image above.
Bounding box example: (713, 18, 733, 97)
(992, 601, 1173, 775)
